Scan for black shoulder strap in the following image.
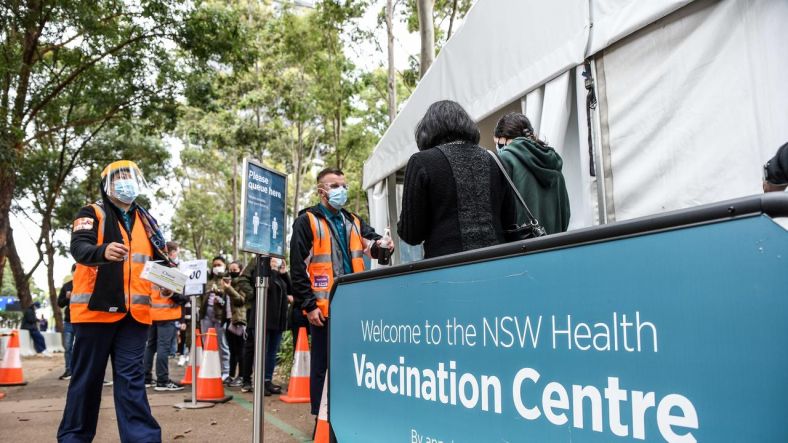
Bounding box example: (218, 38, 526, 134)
(486, 149, 540, 225)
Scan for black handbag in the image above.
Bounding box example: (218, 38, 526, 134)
(487, 150, 547, 241)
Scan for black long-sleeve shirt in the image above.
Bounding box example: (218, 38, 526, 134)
(57, 280, 74, 323)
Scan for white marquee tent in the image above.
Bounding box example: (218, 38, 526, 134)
(363, 0, 788, 263)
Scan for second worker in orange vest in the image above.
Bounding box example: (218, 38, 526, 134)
(143, 241, 187, 391)
(290, 167, 394, 417)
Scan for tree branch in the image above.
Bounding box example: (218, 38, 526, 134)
(24, 30, 171, 125)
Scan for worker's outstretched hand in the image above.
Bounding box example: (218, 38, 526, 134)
(104, 242, 128, 262)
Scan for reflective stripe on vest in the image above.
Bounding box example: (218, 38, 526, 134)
(70, 205, 154, 325)
(306, 211, 367, 317)
(70, 293, 92, 304)
(149, 287, 182, 321)
(131, 294, 151, 305)
(131, 253, 151, 263)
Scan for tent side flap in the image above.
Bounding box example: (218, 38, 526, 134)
(362, 0, 590, 190)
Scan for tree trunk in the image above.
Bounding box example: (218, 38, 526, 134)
(45, 234, 63, 332)
(0, 169, 16, 257)
(416, 0, 436, 78)
(0, 253, 5, 290)
(293, 123, 304, 220)
(386, 0, 397, 123)
(447, 0, 459, 40)
(5, 227, 33, 309)
(232, 155, 238, 260)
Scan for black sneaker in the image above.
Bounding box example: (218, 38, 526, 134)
(144, 380, 155, 388)
(59, 371, 72, 380)
(265, 381, 282, 395)
(154, 380, 184, 391)
(229, 377, 243, 388)
(241, 382, 253, 393)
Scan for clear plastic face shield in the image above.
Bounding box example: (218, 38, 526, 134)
(101, 160, 148, 204)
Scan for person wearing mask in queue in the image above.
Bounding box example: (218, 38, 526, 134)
(494, 112, 570, 234)
(200, 256, 232, 381)
(57, 264, 77, 380)
(263, 257, 291, 395)
(235, 257, 290, 395)
(143, 241, 188, 391)
(58, 160, 171, 442)
(287, 259, 310, 355)
(223, 260, 247, 387)
(398, 100, 517, 259)
(290, 167, 393, 417)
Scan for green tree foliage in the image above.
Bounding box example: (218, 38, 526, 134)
(1, 0, 249, 313)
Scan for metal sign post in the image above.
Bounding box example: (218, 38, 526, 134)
(238, 158, 287, 442)
(175, 262, 213, 410)
(252, 255, 271, 442)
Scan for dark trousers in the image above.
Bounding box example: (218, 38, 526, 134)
(143, 320, 176, 384)
(241, 323, 255, 384)
(226, 329, 245, 378)
(241, 325, 285, 385)
(28, 327, 47, 353)
(309, 320, 328, 415)
(58, 315, 161, 443)
(290, 307, 310, 344)
(265, 330, 283, 381)
(63, 321, 75, 372)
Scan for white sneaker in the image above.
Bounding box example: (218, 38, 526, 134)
(177, 355, 187, 367)
(40, 351, 53, 357)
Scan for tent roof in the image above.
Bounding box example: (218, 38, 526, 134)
(363, 0, 692, 189)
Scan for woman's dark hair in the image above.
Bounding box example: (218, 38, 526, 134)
(494, 112, 545, 146)
(212, 256, 226, 265)
(415, 100, 480, 150)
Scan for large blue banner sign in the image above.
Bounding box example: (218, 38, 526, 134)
(330, 215, 788, 442)
(240, 159, 287, 257)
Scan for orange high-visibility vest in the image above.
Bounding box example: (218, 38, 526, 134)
(307, 211, 366, 317)
(150, 286, 182, 321)
(71, 204, 153, 324)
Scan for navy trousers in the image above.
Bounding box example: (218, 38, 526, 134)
(143, 320, 176, 384)
(58, 314, 161, 443)
(309, 320, 329, 416)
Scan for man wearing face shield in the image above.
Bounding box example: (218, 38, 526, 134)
(289, 167, 394, 418)
(58, 161, 172, 443)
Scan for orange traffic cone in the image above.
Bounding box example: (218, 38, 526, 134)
(280, 327, 310, 403)
(180, 329, 203, 386)
(196, 328, 232, 403)
(314, 374, 330, 442)
(0, 391, 5, 400)
(0, 330, 27, 386)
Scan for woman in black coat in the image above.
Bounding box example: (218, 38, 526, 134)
(398, 100, 517, 259)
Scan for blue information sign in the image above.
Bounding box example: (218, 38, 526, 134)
(330, 215, 788, 442)
(239, 159, 287, 257)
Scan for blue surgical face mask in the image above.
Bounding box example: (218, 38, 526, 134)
(327, 186, 348, 210)
(113, 179, 139, 204)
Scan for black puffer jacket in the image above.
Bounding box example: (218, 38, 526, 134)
(238, 263, 291, 331)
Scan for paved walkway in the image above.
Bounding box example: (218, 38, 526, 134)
(0, 355, 314, 442)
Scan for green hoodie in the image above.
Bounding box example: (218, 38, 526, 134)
(498, 137, 570, 234)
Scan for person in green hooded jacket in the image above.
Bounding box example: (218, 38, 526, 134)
(494, 112, 570, 234)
